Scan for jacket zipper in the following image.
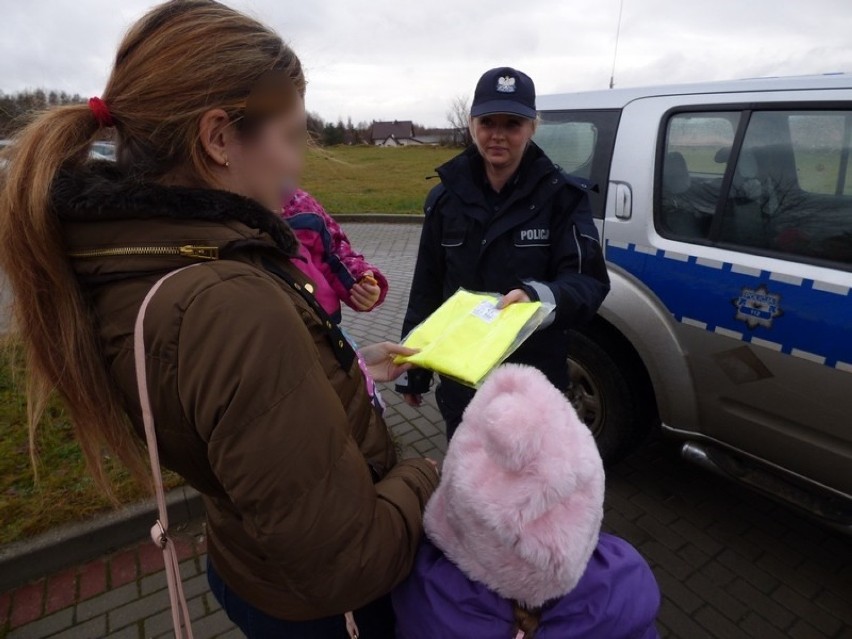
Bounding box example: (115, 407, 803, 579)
(69, 245, 220, 261)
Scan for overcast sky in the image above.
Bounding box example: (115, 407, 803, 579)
(2, 0, 851, 127)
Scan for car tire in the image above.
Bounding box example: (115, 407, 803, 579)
(565, 328, 654, 465)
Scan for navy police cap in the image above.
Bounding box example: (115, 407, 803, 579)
(470, 67, 537, 119)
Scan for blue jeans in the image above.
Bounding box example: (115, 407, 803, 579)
(207, 558, 396, 638)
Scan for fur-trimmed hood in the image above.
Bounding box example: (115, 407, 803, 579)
(52, 160, 299, 258)
(424, 364, 605, 608)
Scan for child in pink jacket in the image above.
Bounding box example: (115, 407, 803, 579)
(282, 189, 390, 412)
(282, 189, 388, 324)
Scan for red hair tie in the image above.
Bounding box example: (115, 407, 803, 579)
(88, 97, 115, 128)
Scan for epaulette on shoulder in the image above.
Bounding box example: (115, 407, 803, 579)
(424, 182, 447, 215)
(555, 167, 600, 194)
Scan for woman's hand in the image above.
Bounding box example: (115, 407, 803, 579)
(351, 271, 382, 311)
(496, 288, 531, 309)
(360, 342, 419, 383)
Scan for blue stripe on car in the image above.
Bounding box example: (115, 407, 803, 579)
(605, 241, 852, 371)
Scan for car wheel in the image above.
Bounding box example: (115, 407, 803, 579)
(565, 329, 653, 464)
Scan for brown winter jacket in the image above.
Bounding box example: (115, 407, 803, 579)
(53, 162, 439, 620)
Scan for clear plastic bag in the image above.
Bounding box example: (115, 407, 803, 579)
(395, 289, 555, 388)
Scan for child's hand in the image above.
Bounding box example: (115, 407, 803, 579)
(351, 271, 381, 311)
(424, 457, 440, 478)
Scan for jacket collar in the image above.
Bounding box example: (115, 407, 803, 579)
(53, 161, 299, 259)
(436, 142, 557, 210)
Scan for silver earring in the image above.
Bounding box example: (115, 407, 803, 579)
(224, 160, 230, 168)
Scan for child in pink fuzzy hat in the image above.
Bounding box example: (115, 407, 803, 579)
(393, 364, 660, 639)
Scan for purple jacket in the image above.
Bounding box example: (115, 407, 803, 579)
(281, 190, 388, 322)
(393, 534, 660, 639)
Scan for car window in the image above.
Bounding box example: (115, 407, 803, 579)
(658, 112, 741, 239)
(789, 114, 851, 195)
(535, 110, 620, 218)
(720, 111, 852, 265)
(535, 122, 597, 176)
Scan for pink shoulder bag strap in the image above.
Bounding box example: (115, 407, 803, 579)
(133, 264, 362, 639)
(133, 265, 201, 639)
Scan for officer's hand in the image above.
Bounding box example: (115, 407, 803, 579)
(403, 393, 424, 408)
(496, 289, 531, 309)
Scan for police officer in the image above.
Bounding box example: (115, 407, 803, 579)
(397, 67, 611, 441)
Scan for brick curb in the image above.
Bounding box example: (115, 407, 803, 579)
(0, 487, 204, 593)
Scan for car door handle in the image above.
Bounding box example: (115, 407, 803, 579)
(612, 182, 632, 220)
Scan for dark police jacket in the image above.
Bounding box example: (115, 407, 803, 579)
(397, 142, 610, 394)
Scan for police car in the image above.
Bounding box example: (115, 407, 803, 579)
(534, 74, 852, 530)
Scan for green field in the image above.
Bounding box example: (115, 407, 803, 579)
(301, 144, 458, 214)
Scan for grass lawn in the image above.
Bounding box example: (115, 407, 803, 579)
(0, 343, 176, 546)
(301, 144, 458, 214)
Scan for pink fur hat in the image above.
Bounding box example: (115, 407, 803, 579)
(424, 364, 605, 608)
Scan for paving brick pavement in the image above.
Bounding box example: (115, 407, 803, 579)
(0, 522, 234, 639)
(2, 222, 850, 638)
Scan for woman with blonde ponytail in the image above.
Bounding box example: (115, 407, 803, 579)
(0, 2, 438, 637)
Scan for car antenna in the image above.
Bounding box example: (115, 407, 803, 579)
(609, 0, 625, 89)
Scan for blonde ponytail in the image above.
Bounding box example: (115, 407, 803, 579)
(0, 103, 149, 498)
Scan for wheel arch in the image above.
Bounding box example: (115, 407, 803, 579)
(572, 316, 658, 426)
(582, 264, 701, 430)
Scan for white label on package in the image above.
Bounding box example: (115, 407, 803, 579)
(471, 300, 500, 323)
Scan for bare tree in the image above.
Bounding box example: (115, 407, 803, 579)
(446, 94, 472, 147)
(0, 89, 84, 136)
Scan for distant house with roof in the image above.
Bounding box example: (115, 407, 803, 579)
(369, 120, 422, 147)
